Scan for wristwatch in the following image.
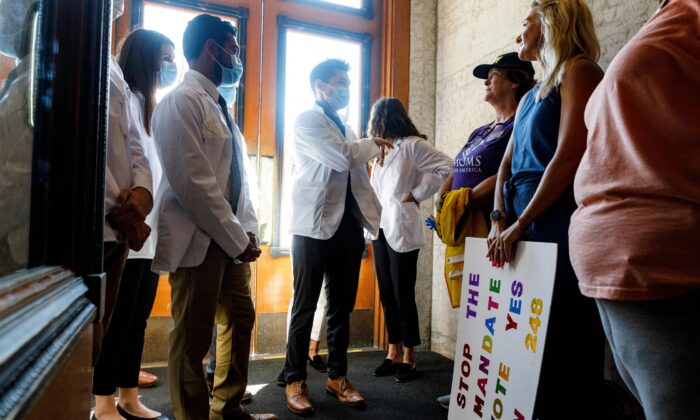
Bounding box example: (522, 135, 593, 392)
(489, 209, 507, 221)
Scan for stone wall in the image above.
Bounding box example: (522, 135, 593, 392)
(412, 0, 661, 359)
(408, 0, 438, 351)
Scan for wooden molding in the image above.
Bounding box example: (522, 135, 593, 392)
(0, 267, 75, 320)
(0, 272, 95, 419)
(379, 0, 411, 104)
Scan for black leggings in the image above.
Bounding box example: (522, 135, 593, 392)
(92, 258, 159, 395)
(372, 230, 421, 348)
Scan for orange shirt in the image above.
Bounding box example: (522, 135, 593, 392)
(570, 0, 700, 301)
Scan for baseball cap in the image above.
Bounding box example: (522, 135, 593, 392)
(473, 52, 535, 79)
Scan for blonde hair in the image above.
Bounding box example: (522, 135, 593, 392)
(532, 0, 600, 100)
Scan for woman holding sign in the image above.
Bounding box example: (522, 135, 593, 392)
(432, 52, 535, 409)
(486, 1, 608, 419)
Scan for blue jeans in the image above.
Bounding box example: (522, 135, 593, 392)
(597, 292, 700, 420)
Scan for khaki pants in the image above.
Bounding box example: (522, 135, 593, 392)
(168, 243, 255, 420)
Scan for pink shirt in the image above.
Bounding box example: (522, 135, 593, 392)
(570, 0, 700, 301)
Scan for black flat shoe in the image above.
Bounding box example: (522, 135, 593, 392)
(117, 404, 174, 420)
(395, 363, 417, 383)
(308, 354, 327, 372)
(373, 358, 399, 376)
(276, 368, 286, 386)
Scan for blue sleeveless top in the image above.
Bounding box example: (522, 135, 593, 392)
(510, 85, 561, 187)
(505, 85, 577, 246)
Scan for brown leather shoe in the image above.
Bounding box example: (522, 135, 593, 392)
(325, 376, 365, 406)
(286, 381, 313, 416)
(137, 369, 160, 388)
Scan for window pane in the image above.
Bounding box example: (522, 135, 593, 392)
(315, 0, 363, 9)
(142, 3, 238, 103)
(0, 0, 39, 276)
(279, 30, 363, 249)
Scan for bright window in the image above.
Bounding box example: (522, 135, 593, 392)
(317, 0, 363, 8)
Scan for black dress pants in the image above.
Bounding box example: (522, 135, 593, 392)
(284, 213, 364, 382)
(372, 229, 421, 347)
(93, 258, 159, 394)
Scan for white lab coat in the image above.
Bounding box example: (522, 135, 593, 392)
(151, 70, 256, 273)
(370, 136, 452, 252)
(289, 104, 381, 240)
(127, 93, 162, 260)
(104, 56, 153, 243)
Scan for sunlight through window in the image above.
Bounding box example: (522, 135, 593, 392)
(316, 0, 363, 9)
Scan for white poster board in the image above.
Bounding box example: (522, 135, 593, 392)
(448, 238, 557, 420)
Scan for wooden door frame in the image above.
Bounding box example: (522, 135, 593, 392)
(0, 0, 112, 416)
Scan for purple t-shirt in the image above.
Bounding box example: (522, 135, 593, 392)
(451, 117, 514, 190)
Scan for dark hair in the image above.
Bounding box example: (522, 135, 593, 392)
(118, 28, 174, 135)
(367, 97, 426, 141)
(183, 14, 237, 61)
(504, 68, 536, 102)
(309, 59, 350, 91)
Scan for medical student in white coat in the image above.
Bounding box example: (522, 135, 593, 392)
(93, 29, 177, 420)
(93, 2, 155, 419)
(282, 58, 392, 416)
(151, 15, 274, 420)
(368, 97, 452, 383)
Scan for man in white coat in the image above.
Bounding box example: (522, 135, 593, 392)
(151, 14, 275, 420)
(283, 58, 391, 416)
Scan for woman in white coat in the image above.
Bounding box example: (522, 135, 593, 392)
(92, 29, 176, 420)
(368, 97, 452, 382)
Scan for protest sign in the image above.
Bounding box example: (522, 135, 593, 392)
(448, 238, 557, 420)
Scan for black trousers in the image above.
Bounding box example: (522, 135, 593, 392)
(505, 181, 606, 419)
(372, 229, 421, 347)
(93, 258, 159, 395)
(284, 213, 364, 382)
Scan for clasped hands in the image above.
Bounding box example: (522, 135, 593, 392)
(108, 187, 153, 251)
(486, 218, 526, 268)
(236, 232, 261, 263)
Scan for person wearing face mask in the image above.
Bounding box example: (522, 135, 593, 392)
(202, 49, 254, 405)
(92, 3, 156, 420)
(90, 29, 176, 420)
(0, 0, 36, 277)
(93, 4, 157, 419)
(151, 14, 274, 420)
(281, 59, 392, 416)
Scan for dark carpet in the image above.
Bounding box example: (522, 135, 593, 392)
(139, 351, 452, 420)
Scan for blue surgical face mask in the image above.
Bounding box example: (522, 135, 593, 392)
(210, 42, 243, 87)
(320, 80, 350, 111)
(158, 60, 178, 88)
(223, 55, 243, 87)
(218, 83, 238, 105)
